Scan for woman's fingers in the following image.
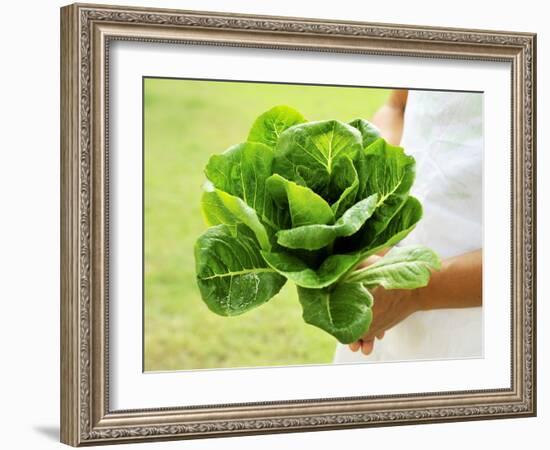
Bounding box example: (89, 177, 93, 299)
(348, 340, 361, 352)
(361, 339, 375, 355)
(348, 332, 384, 355)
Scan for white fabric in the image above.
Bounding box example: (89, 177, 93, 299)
(334, 90, 483, 364)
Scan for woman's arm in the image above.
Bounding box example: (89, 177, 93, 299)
(349, 249, 483, 355)
(415, 249, 482, 311)
(371, 89, 408, 145)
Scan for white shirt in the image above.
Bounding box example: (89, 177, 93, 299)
(334, 90, 483, 363)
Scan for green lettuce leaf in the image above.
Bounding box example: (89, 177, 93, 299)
(273, 120, 363, 196)
(276, 194, 378, 251)
(355, 139, 416, 237)
(328, 155, 359, 218)
(298, 283, 373, 344)
(205, 141, 289, 230)
(247, 105, 306, 148)
(261, 250, 362, 289)
(347, 245, 441, 288)
(195, 224, 286, 316)
(363, 195, 423, 255)
(349, 118, 381, 148)
(201, 184, 272, 251)
(335, 195, 422, 256)
(266, 174, 334, 227)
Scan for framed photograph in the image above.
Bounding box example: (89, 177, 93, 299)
(60, 3, 537, 446)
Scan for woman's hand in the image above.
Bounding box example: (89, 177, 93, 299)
(348, 286, 420, 355)
(348, 249, 483, 356)
(346, 253, 420, 355)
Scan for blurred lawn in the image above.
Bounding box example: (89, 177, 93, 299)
(144, 78, 390, 371)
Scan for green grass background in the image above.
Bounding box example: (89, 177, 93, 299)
(144, 78, 390, 371)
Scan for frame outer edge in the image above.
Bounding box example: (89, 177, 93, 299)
(61, 4, 81, 447)
(60, 2, 537, 445)
(533, 33, 537, 417)
(528, 33, 536, 416)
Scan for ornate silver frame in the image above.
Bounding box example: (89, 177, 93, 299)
(60, 3, 536, 446)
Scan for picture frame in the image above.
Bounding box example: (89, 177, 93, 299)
(60, 2, 536, 446)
